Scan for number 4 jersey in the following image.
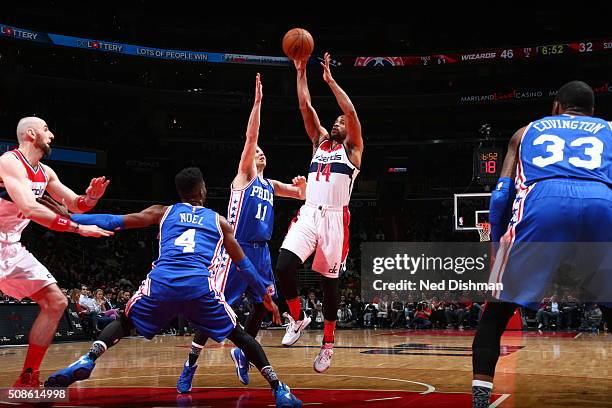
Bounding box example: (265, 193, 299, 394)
(518, 114, 611, 187)
(148, 203, 224, 300)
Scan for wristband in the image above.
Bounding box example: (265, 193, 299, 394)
(76, 195, 97, 212)
(50, 215, 74, 232)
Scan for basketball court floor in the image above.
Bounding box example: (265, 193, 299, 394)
(1, 328, 610, 407)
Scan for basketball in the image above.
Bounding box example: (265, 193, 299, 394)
(282, 28, 314, 61)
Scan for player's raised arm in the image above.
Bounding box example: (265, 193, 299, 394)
(0, 155, 112, 237)
(42, 163, 109, 214)
(489, 126, 525, 242)
(235, 73, 263, 186)
(269, 176, 306, 200)
(218, 215, 281, 323)
(321, 52, 363, 159)
(294, 59, 328, 147)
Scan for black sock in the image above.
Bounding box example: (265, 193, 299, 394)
(188, 342, 204, 366)
(261, 365, 280, 391)
(472, 380, 493, 408)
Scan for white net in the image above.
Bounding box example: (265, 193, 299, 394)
(476, 222, 491, 242)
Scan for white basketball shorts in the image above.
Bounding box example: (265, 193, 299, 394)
(0, 242, 56, 300)
(280, 202, 350, 278)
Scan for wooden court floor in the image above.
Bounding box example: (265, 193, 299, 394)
(0, 328, 610, 407)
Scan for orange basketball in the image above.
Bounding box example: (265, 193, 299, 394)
(282, 28, 314, 61)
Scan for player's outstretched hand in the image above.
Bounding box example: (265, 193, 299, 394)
(320, 52, 334, 83)
(291, 175, 306, 187)
(292, 175, 307, 199)
(293, 58, 307, 72)
(77, 224, 114, 238)
(254, 73, 263, 102)
(86, 176, 110, 201)
(37, 194, 70, 217)
(263, 293, 281, 325)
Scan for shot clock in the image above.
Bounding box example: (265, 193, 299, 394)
(473, 147, 503, 185)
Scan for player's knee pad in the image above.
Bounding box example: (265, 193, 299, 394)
(275, 249, 302, 299)
(321, 276, 340, 321)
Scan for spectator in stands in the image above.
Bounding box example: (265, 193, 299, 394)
(304, 292, 321, 324)
(351, 296, 365, 327)
(444, 299, 466, 329)
(560, 294, 580, 329)
(536, 296, 560, 330)
(68, 289, 86, 317)
(94, 289, 119, 320)
(336, 301, 354, 328)
(313, 303, 324, 329)
(377, 296, 390, 327)
(115, 290, 131, 313)
(410, 302, 432, 329)
(363, 301, 378, 328)
(390, 297, 405, 328)
(579, 304, 603, 332)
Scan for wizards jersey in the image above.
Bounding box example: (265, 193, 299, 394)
(518, 115, 611, 187)
(227, 175, 274, 243)
(0, 149, 48, 243)
(306, 139, 360, 207)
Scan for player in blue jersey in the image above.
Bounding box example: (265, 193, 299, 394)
(177, 73, 306, 390)
(42, 167, 302, 408)
(471, 81, 612, 408)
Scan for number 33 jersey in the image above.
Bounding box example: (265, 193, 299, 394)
(518, 114, 611, 188)
(306, 139, 360, 207)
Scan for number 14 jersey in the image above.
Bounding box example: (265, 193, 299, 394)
(307, 139, 360, 207)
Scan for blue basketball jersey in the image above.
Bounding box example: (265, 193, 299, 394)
(148, 203, 224, 300)
(518, 115, 611, 187)
(227, 176, 274, 242)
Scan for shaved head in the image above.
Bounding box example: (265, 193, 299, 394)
(15, 116, 54, 155)
(16, 117, 46, 143)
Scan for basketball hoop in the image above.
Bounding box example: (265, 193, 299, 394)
(476, 222, 491, 242)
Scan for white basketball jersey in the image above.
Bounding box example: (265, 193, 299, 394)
(306, 139, 359, 207)
(0, 150, 48, 243)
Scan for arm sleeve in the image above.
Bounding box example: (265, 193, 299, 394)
(71, 213, 125, 231)
(489, 177, 515, 242)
